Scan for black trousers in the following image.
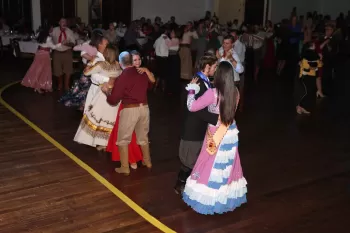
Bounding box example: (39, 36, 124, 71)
(167, 54, 181, 94)
(155, 56, 168, 79)
(299, 75, 317, 111)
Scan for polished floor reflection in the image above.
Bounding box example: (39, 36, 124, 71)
(0, 55, 349, 232)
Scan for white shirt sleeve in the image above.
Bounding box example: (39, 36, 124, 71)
(232, 53, 244, 74)
(234, 41, 246, 63)
(44, 37, 61, 49)
(91, 73, 110, 84)
(191, 30, 199, 39)
(66, 29, 77, 44)
(153, 37, 159, 49)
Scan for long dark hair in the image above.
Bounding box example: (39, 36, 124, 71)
(89, 30, 104, 48)
(37, 26, 51, 44)
(213, 61, 238, 126)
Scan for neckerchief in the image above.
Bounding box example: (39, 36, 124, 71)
(58, 28, 67, 43)
(196, 71, 211, 88)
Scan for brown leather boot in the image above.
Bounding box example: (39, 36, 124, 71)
(64, 74, 71, 91)
(57, 76, 63, 91)
(140, 144, 152, 169)
(115, 146, 130, 175)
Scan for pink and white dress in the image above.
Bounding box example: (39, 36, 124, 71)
(21, 37, 61, 91)
(182, 86, 247, 215)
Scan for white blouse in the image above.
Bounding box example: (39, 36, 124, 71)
(168, 38, 180, 51)
(40, 37, 61, 49)
(87, 52, 107, 84)
(181, 31, 198, 44)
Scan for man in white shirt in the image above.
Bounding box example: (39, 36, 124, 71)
(216, 35, 244, 84)
(153, 29, 169, 91)
(231, 30, 246, 63)
(231, 30, 246, 108)
(51, 18, 76, 91)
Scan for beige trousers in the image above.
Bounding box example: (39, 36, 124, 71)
(117, 105, 150, 146)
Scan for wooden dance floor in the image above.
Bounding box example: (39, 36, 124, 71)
(1, 57, 350, 232)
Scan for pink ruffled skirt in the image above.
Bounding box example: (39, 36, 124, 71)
(21, 50, 52, 91)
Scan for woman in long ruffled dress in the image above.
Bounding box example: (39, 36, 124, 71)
(74, 47, 122, 149)
(182, 61, 247, 215)
(59, 31, 107, 111)
(21, 26, 61, 93)
(106, 50, 155, 170)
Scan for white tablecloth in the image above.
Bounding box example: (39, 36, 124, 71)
(18, 41, 38, 54)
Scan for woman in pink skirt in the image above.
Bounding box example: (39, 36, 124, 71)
(21, 26, 62, 93)
(183, 61, 247, 215)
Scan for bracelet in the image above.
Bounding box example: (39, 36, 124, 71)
(188, 90, 195, 94)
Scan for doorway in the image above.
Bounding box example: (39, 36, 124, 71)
(244, 0, 265, 25)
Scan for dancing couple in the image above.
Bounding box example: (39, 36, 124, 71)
(175, 53, 248, 215)
(73, 49, 155, 174)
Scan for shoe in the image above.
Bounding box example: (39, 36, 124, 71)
(130, 163, 137, 169)
(296, 106, 303, 114)
(301, 108, 311, 114)
(174, 180, 185, 195)
(34, 89, 43, 94)
(316, 91, 326, 98)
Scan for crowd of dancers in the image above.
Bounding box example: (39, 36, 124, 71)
(19, 9, 340, 215)
(19, 18, 247, 215)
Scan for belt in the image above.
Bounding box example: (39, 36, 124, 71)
(91, 82, 104, 87)
(123, 103, 148, 108)
(180, 44, 190, 47)
(169, 50, 178, 55)
(54, 49, 72, 53)
(38, 47, 50, 51)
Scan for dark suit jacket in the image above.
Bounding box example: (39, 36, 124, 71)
(181, 77, 219, 141)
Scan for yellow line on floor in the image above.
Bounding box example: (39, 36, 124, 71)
(0, 81, 175, 233)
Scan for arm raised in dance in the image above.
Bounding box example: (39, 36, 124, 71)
(188, 90, 215, 112)
(83, 62, 102, 76)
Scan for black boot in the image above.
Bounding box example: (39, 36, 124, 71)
(174, 169, 187, 195)
(174, 166, 192, 195)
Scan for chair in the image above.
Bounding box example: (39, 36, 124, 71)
(0, 36, 12, 57)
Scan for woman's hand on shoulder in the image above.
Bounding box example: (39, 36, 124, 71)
(87, 57, 95, 66)
(215, 50, 221, 59)
(101, 83, 109, 93)
(190, 77, 199, 84)
(137, 67, 149, 74)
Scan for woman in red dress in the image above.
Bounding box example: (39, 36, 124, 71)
(106, 50, 155, 169)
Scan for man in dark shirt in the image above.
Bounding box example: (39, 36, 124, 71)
(168, 16, 178, 30)
(107, 51, 153, 175)
(174, 54, 219, 194)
